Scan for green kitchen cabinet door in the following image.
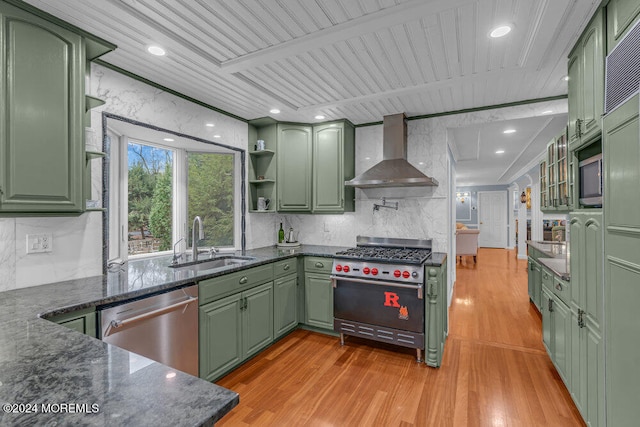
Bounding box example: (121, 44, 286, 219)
(569, 214, 584, 310)
(312, 122, 355, 213)
(199, 293, 242, 382)
(603, 93, 640, 427)
(579, 9, 605, 145)
(242, 282, 273, 359)
(570, 310, 586, 418)
(585, 320, 605, 427)
(583, 214, 603, 328)
(274, 274, 298, 338)
(50, 307, 97, 338)
(277, 124, 312, 212)
(606, 0, 640, 53)
(532, 260, 542, 310)
(304, 273, 334, 330)
(540, 286, 553, 357)
(567, 47, 582, 149)
(552, 297, 572, 386)
(0, 3, 85, 213)
(567, 8, 605, 151)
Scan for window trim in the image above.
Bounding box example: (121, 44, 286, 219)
(102, 113, 246, 271)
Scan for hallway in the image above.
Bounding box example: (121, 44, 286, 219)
(217, 248, 585, 426)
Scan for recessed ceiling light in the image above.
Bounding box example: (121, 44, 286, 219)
(490, 25, 512, 38)
(213, 134, 221, 138)
(418, 162, 425, 165)
(503, 129, 516, 134)
(315, 115, 325, 120)
(147, 45, 166, 56)
(541, 110, 553, 115)
(205, 123, 215, 127)
(163, 138, 174, 142)
(496, 150, 505, 154)
(166, 372, 176, 379)
(270, 109, 280, 114)
(563, 75, 570, 81)
(365, 157, 371, 160)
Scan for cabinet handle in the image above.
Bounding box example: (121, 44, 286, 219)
(548, 299, 554, 312)
(244, 297, 248, 310)
(283, 264, 290, 271)
(239, 276, 248, 284)
(555, 283, 562, 292)
(578, 309, 586, 328)
(315, 262, 324, 268)
(575, 118, 582, 138)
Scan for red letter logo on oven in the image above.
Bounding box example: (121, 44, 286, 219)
(384, 292, 400, 308)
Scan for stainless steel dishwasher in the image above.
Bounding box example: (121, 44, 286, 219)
(100, 285, 199, 376)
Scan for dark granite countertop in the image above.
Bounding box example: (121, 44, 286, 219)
(526, 240, 570, 280)
(0, 244, 446, 426)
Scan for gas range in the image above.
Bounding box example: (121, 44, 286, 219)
(331, 236, 433, 362)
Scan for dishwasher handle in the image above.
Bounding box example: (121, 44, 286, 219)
(104, 296, 197, 337)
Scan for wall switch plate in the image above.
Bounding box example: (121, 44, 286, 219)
(26, 233, 53, 254)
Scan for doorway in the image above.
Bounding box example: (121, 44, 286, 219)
(477, 191, 507, 248)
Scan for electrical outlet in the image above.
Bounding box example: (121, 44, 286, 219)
(26, 233, 53, 254)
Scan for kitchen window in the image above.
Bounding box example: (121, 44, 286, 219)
(108, 132, 238, 261)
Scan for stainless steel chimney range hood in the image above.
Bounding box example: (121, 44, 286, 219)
(345, 113, 438, 188)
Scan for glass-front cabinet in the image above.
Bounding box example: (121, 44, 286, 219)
(541, 128, 571, 212)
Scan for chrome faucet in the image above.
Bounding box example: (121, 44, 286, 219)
(192, 216, 205, 262)
(171, 237, 185, 265)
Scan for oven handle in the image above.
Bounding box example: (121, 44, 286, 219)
(330, 275, 423, 299)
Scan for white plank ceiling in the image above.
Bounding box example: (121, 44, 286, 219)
(26, 0, 600, 125)
(24, 0, 601, 186)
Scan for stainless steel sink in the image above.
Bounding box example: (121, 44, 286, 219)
(169, 256, 256, 271)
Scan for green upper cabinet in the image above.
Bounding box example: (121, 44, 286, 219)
(0, 2, 113, 215)
(0, 3, 83, 213)
(312, 122, 355, 213)
(567, 8, 605, 151)
(262, 120, 355, 214)
(277, 124, 312, 212)
(606, 0, 640, 54)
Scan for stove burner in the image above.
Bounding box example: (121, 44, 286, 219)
(335, 246, 431, 264)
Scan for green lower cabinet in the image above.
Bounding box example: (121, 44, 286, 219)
(551, 297, 572, 385)
(49, 307, 97, 338)
(243, 282, 274, 359)
(274, 273, 298, 338)
(527, 258, 542, 310)
(199, 293, 243, 382)
(304, 272, 333, 330)
(585, 321, 605, 427)
(541, 287, 553, 356)
(199, 282, 274, 382)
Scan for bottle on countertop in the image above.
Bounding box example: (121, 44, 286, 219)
(278, 223, 285, 244)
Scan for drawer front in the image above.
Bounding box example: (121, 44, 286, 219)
(553, 277, 570, 305)
(200, 264, 274, 305)
(541, 267, 554, 290)
(274, 258, 297, 278)
(304, 256, 333, 274)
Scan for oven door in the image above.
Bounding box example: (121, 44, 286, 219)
(331, 276, 424, 332)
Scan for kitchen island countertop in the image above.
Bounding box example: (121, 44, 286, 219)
(0, 244, 446, 426)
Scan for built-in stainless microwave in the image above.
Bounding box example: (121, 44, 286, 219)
(579, 153, 602, 207)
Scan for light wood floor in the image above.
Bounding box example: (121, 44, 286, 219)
(217, 248, 585, 426)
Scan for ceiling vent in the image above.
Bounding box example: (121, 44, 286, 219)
(605, 18, 640, 113)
